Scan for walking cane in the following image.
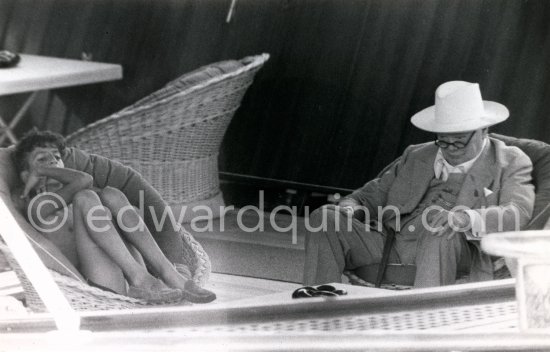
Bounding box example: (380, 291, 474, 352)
(375, 229, 397, 288)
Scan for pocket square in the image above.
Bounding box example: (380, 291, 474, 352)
(483, 187, 493, 197)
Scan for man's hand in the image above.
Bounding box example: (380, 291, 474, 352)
(340, 205, 355, 216)
(317, 204, 357, 221)
(338, 204, 367, 222)
(427, 209, 471, 239)
(322, 204, 355, 216)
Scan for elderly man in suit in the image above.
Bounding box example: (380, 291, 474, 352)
(303, 81, 535, 288)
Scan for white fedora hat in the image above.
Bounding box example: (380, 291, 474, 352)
(410, 81, 509, 133)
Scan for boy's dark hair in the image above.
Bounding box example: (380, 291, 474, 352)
(13, 129, 67, 174)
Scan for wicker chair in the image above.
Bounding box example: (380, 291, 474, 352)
(66, 54, 270, 216)
(346, 134, 550, 289)
(0, 144, 204, 312)
(0, 242, 191, 312)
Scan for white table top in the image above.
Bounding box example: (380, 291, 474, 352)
(0, 54, 122, 96)
(482, 230, 550, 258)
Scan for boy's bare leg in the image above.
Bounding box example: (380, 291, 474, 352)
(97, 187, 187, 287)
(125, 241, 147, 268)
(72, 189, 181, 301)
(98, 187, 216, 303)
(73, 206, 127, 295)
(74, 217, 147, 295)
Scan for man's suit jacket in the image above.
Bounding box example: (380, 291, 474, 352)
(342, 137, 535, 280)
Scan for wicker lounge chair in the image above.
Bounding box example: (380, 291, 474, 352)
(0, 143, 207, 312)
(66, 54, 270, 220)
(0, 243, 188, 312)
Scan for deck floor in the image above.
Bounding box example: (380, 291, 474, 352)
(0, 270, 302, 315)
(186, 210, 307, 282)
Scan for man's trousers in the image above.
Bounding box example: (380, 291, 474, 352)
(303, 205, 472, 288)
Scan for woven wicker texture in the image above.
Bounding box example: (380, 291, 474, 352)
(0, 227, 203, 312)
(177, 225, 212, 287)
(66, 54, 269, 206)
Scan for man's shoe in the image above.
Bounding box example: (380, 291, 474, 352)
(182, 280, 216, 303)
(127, 285, 183, 304)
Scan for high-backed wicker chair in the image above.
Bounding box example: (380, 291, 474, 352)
(66, 54, 270, 220)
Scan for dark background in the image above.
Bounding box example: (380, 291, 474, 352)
(1, 0, 550, 194)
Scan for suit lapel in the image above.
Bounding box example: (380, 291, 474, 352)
(400, 149, 437, 213)
(383, 145, 437, 221)
(456, 142, 496, 209)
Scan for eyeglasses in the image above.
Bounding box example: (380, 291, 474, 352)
(435, 131, 476, 149)
(291, 284, 348, 299)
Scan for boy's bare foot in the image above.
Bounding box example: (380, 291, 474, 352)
(127, 273, 183, 303)
(182, 280, 216, 303)
(160, 268, 216, 304)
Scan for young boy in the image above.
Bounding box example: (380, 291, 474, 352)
(13, 130, 216, 303)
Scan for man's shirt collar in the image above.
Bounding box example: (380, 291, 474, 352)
(434, 137, 488, 181)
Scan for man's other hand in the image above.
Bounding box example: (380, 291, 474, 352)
(427, 209, 471, 239)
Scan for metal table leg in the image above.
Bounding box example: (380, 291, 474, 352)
(0, 91, 39, 146)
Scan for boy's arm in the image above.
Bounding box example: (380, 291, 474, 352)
(26, 167, 93, 220)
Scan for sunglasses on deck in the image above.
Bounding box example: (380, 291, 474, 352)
(291, 284, 348, 299)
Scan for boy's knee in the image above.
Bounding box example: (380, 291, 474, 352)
(73, 189, 100, 208)
(98, 186, 126, 206)
(73, 189, 113, 219)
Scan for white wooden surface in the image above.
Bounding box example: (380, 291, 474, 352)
(2, 274, 546, 351)
(0, 54, 122, 95)
(0, 199, 79, 331)
(221, 282, 386, 308)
